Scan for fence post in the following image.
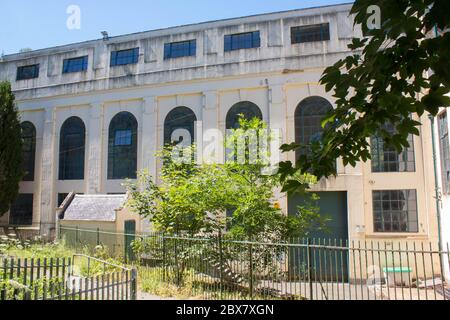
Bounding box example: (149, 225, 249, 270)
(87, 256, 91, 278)
(249, 241, 253, 299)
(75, 226, 79, 250)
(174, 235, 180, 286)
(306, 238, 313, 300)
(161, 233, 166, 282)
(96, 228, 100, 246)
(218, 230, 223, 300)
(131, 268, 137, 300)
(24, 290, 31, 301)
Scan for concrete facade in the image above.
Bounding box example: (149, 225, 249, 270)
(0, 4, 441, 248)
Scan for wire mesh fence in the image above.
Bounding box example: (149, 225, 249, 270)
(60, 226, 450, 300)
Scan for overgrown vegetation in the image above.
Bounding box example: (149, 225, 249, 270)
(126, 117, 328, 293)
(0, 234, 128, 300)
(0, 233, 127, 275)
(126, 116, 328, 240)
(0, 234, 73, 259)
(137, 266, 304, 300)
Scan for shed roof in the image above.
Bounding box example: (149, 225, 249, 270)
(61, 194, 127, 222)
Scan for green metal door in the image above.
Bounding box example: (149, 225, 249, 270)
(288, 191, 349, 282)
(124, 220, 136, 263)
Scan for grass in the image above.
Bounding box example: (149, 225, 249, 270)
(1, 235, 124, 278)
(137, 266, 206, 299)
(136, 266, 296, 300)
(1, 235, 306, 300)
(1, 235, 74, 260)
(0, 235, 128, 300)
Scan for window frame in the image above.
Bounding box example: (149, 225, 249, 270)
(16, 64, 40, 81)
(372, 189, 419, 233)
(62, 56, 88, 74)
(225, 101, 263, 130)
(291, 23, 330, 44)
(59, 116, 86, 181)
(294, 96, 334, 161)
(114, 129, 133, 146)
(21, 121, 36, 181)
(164, 106, 197, 146)
(9, 194, 34, 226)
(110, 48, 139, 67)
(164, 39, 197, 59)
(371, 123, 416, 173)
(108, 112, 138, 180)
(224, 31, 261, 52)
(225, 101, 263, 164)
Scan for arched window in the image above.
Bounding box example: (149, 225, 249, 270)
(21, 122, 36, 181)
(164, 106, 197, 145)
(225, 101, 263, 163)
(108, 112, 138, 179)
(59, 117, 86, 180)
(295, 96, 333, 160)
(226, 101, 263, 129)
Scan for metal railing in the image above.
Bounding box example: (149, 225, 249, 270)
(60, 226, 450, 300)
(0, 254, 137, 300)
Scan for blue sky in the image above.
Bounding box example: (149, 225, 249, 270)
(0, 0, 351, 55)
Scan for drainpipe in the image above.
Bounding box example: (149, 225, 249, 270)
(428, 114, 445, 275)
(430, 25, 446, 277)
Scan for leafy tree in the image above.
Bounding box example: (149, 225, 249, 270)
(126, 116, 327, 240)
(280, 0, 450, 192)
(126, 116, 329, 286)
(0, 81, 23, 217)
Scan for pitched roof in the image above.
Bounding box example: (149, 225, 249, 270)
(61, 194, 127, 222)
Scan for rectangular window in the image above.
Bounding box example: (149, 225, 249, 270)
(58, 193, 69, 207)
(371, 123, 415, 172)
(438, 111, 450, 194)
(373, 190, 418, 233)
(16, 64, 40, 81)
(164, 40, 196, 59)
(22, 136, 35, 181)
(291, 23, 330, 44)
(114, 130, 132, 146)
(224, 31, 260, 52)
(9, 194, 33, 226)
(63, 56, 88, 73)
(110, 48, 139, 66)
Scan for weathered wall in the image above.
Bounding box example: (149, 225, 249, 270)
(0, 3, 441, 248)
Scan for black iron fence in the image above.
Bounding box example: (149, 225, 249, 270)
(60, 226, 450, 300)
(0, 254, 137, 300)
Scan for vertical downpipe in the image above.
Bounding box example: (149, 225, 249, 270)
(429, 114, 445, 276)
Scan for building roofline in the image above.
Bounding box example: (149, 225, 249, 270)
(75, 194, 126, 198)
(1, 2, 353, 61)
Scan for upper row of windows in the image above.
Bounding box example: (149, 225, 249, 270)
(15, 23, 331, 81)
